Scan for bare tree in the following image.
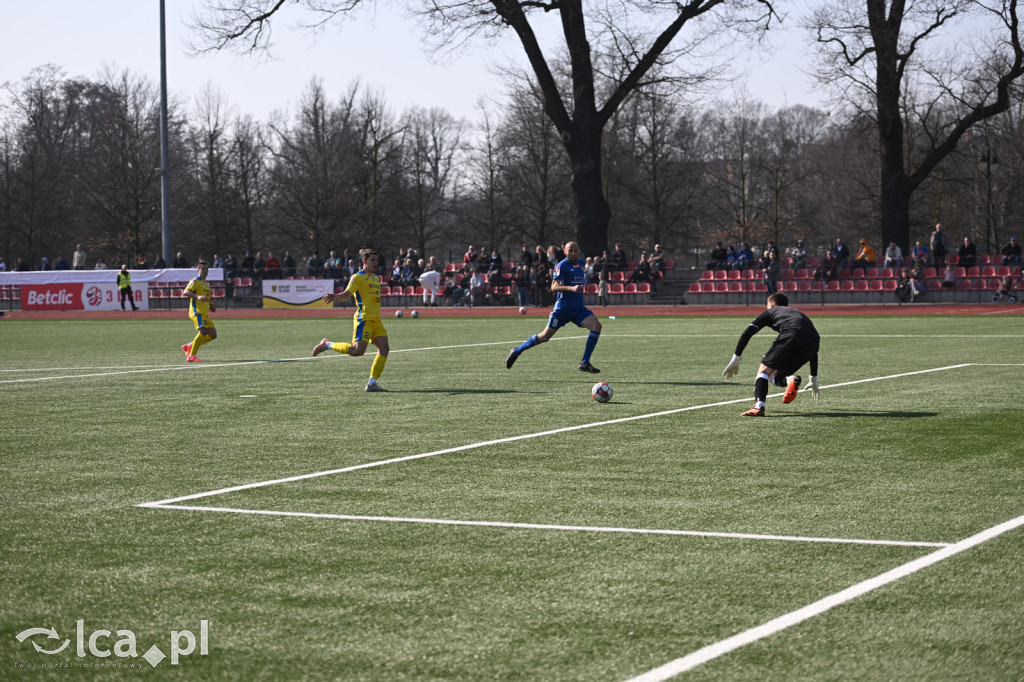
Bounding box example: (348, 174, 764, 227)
(808, 0, 1024, 252)
(189, 0, 776, 257)
(399, 106, 464, 257)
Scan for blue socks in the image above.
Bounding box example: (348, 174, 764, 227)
(582, 330, 600, 364)
(515, 334, 540, 355)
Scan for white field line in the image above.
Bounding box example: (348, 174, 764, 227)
(623, 512, 1024, 682)
(139, 363, 982, 548)
(141, 363, 973, 507)
(140, 504, 950, 549)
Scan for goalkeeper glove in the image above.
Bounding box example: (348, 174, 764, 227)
(808, 376, 820, 400)
(722, 354, 741, 378)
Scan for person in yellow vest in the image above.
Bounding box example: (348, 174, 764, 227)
(181, 259, 217, 363)
(116, 264, 138, 311)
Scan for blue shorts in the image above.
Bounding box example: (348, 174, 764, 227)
(546, 306, 595, 330)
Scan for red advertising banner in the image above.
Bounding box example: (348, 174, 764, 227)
(22, 283, 148, 311)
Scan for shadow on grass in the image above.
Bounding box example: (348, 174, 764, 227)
(397, 388, 543, 395)
(775, 409, 939, 418)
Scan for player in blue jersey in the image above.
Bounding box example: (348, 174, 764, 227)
(506, 241, 602, 373)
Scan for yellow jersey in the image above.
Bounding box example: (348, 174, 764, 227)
(345, 271, 382, 321)
(186, 277, 212, 317)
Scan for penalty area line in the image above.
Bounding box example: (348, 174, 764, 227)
(623, 512, 1024, 682)
(139, 362, 979, 508)
(139, 503, 950, 548)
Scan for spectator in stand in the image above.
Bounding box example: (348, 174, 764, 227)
(462, 245, 479, 268)
(1002, 236, 1022, 266)
(135, 253, 151, 269)
(763, 251, 781, 295)
(388, 259, 403, 287)
(930, 223, 951, 269)
(172, 251, 189, 268)
(649, 244, 667, 281)
(759, 241, 779, 269)
(53, 255, 70, 271)
(39, 257, 51, 271)
(73, 244, 87, 270)
(15, 257, 30, 271)
(547, 244, 565, 266)
(212, 254, 223, 269)
(957, 237, 977, 269)
(469, 270, 487, 306)
(853, 239, 877, 269)
(306, 251, 324, 278)
(709, 241, 728, 270)
(265, 252, 281, 279)
(154, 253, 167, 269)
(534, 262, 552, 307)
(610, 243, 628, 271)
(735, 243, 754, 270)
(519, 244, 534, 267)
(628, 253, 653, 286)
(324, 250, 340, 279)
(596, 258, 609, 306)
(487, 248, 504, 273)
(94, 257, 107, 270)
(941, 262, 958, 288)
(223, 253, 237, 280)
(535, 245, 547, 268)
(790, 240, 807, 269)
(909, 260, 926, 296)
(831, 238, 850, 267)
(253, 251, 266, 280)
(883, 242, 903, 269)
(813, 252, 838, 281)
(282, 251, 296, 277)
(910, 240, 929, 264)
(897, 267, 916, 302)
(0, 257, 6, 271)
(403, 257, 422, 285)
(514, 264, 533, 307)
(590, 255, 604, 285)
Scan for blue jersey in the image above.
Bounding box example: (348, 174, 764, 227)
(552, 258, 587, 312)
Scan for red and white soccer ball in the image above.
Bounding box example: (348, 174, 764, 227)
(411, 310, 419, 318)
(591, 381, 613, 403)
(518, 306, 527, 315)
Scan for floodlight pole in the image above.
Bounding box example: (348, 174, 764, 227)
(158, 0, 173, 265)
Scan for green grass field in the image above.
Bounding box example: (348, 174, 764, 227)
(1, 314, 1022, 680)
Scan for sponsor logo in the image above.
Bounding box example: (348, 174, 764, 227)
(14, 620, 209, 669)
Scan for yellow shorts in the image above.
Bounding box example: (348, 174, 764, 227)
(353, 318, 386, 343)
(190, 313, 216, 332)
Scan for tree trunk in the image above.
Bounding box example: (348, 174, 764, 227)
(565, 124, 610, 258)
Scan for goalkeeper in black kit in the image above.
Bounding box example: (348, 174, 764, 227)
(722, 293, 821, 417)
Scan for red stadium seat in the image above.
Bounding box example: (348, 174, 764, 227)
(688, 282, 702, 293)
(927, 279, 942, 291)
(883, 280, 898, 291)
(797, 281, 811, 292)
(637, 283, 651, 294)
(783, 281, 798, 292)
(714, 282, 728, 293)
(714, 270, 729, 280)
(851, 268, 865, 278)
(855, 280, 869, 291)
(869, 280, 883, 291)
(866, 268, 880, 278)
(625, 283, 638, 294)
(840, 281, 854, 291)
(700, 270, 714, 280)
(729, 282, 742, 292)
(728, 270, 741, 280)
(880, 268, 894, 278)
(701, 282, 716, 293)
(585, 283, 598, 294)
(781, 268, 795, 279)
(610, 283, 625, 294)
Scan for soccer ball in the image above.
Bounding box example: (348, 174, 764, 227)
(411, 310, 419, 318)
(395, 309, 403, 318)
(519, 306, 527, 315)
(591, 381, 613, 403)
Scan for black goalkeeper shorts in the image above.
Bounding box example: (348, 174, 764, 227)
(762, 333, 818, 376)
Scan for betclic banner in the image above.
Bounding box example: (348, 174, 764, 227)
(22, 282, 149, 311)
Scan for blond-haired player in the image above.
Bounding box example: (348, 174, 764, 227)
(181, 259, 217, 363)
(312, 248, 389, 392)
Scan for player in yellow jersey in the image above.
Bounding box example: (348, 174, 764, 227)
(311, 248, 390, 392)
(181, 259, 217, 363)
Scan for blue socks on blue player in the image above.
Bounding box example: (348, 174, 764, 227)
(515, 334, 541, 356)
(581, 330, 600, 364)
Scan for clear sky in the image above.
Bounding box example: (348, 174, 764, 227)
(3, 1, 828, 124)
